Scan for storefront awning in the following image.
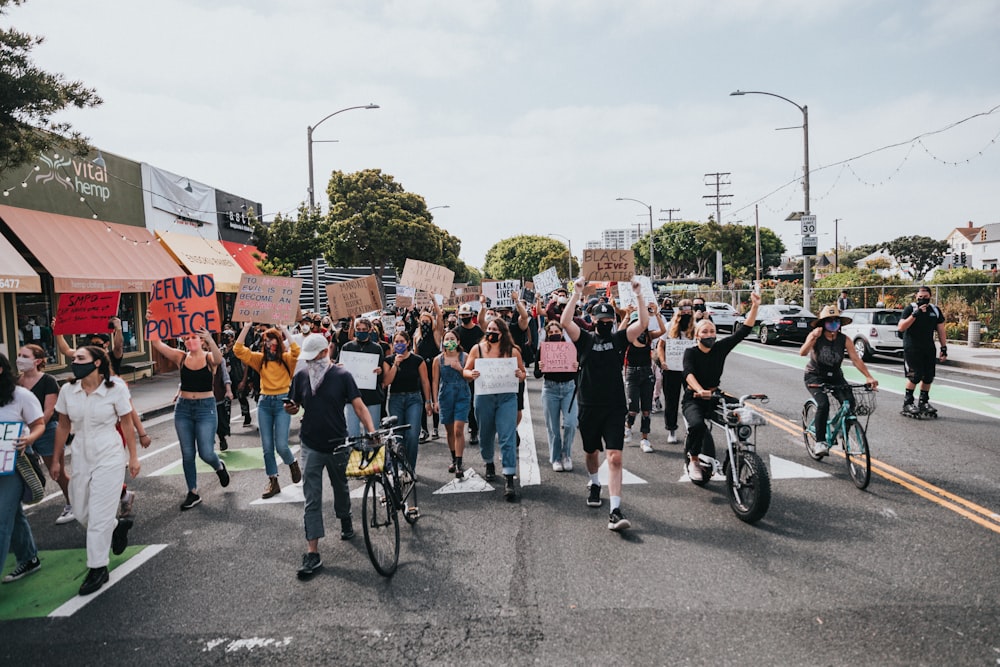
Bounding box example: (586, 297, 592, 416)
(220, 240, 265, 275)
(0, 230, 42, 293)
(156, 231, 245, 292)
(0, 204, 181, 292)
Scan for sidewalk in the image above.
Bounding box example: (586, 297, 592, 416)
(938, 342, 1000, 374)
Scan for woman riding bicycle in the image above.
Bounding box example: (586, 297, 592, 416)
(682, 292, 761, 481)
(799, 305, 878, 458)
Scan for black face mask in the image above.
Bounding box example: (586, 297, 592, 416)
(700, 337, 716, 349)
(459, 316, 472, 325)
(916, 297, 930, 306)
(693, 303, 706, 312)
(547, 334, 562, 342)
(71, 361, 97, 380)
(420, 322, 432, 333)
(595, 321, 614, 338)
(355, 331, 370, 343)
(679, 315, 692, 329)
(485, 331, 501, 344)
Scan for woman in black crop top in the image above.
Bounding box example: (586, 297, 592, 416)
(622, 305, 667, 453)
(150, 329, 230, 510)
(383, 330, 431, 481)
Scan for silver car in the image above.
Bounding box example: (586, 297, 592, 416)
(841, 308, 904, 361)
(705, 301, 741, 333)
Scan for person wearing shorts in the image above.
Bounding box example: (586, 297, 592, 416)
(898, 286, 947, 415)
(432, 329, 471, 478)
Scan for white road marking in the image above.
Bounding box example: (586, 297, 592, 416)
(597, 459, 647, 485)
(434, 468, 496, 494)
(49, 544, 168, 617)
(769, 454, 832, 479)
(249, 483, 304, 504)
(517, 389, 541, 485)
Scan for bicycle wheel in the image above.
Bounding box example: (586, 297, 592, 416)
(842, 420, 871, 490)
(362, 474, 399, 577)
(725, 451, 771, 524)
(802, 401, 823, 461)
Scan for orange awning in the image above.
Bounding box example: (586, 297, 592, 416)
(0, 229, 41, 293)
(156, 231, 245, 292)
(220, 240, 265, 275)
(0, 204, 181, 292)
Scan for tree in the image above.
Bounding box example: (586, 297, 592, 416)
(649, 221, 710, 278)
(0, 0, 103, 175)
(251, 205, 323, 273)
(881, 235, 949, 280)
(839, 243, 879, 270)
(537, 246, 579, 281)
(483, 235, 566, 280)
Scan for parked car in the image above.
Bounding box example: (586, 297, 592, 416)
(704, 301, 741, 333)
(840, 308, 904, 361)
(739, 304, 816, 345)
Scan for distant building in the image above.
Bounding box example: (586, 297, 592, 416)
(586, 227, 642, 250)
(971, 223, 1000, 271)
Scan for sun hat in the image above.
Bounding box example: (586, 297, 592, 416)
(810, 304, 853, 328)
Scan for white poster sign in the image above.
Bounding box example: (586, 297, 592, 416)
(0, 422, 23, 475)
(481, 280, 521, 309)
(532, 267, 562, 296)
(473, 357, 519, 395)
(660, 338, 697, 371)
(616, 275, 656, 309)
(338, 351, 380, 390)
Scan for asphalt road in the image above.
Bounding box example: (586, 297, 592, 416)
(3, 341, 999, 666)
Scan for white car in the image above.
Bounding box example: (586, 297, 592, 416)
(840, 308, 904, 361)
(704, 302, 741, 333)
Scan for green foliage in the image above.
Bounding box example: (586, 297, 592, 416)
(252, 206, 322, 271)
(774, 281, 803, 305)
(881, 235, 949, 279)
(538, 246, 579, 280)
(0, 0, 103, 174)
(650, 221, 709, 278)
(931, 268, 998, 303)
(483, 235, 566, 280)
(662, 220, 785, 282)
(838, 243, 878, 270)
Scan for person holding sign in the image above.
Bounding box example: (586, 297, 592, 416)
(534, 321, 578, 472)
(432, 329, 471, 479)
(150, 330, 231, 510)
(0, 352, 46, 584)
(622, 305, 667, 454)
(656, 299, 697, 445)
(337, 318, 390, 437)
(235, 323, 301, 499)
(413, 303, 444, 442)
(462, 318, 527, 501)
(50, 346, 140, 595)
(561, 277, 647, 532)
(383, 331, 431, 497)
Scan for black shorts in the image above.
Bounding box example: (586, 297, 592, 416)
(578, 403, 627, 453)
(903, 348, 936, 384)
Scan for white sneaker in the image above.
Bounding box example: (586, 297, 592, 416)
(640, 438, 653, 453)
(55, 505, 76, 525)
(552, 460, 564, 472)
(561, 455, 573, 471)
(666, 430, 679, 444)
(812, 441, 830, 457)
(623, 427, 632, 443)
(688, 460, 704, 482)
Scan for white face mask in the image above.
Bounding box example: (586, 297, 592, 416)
(16, 356, 36, 372)
(556, 296, 568, 304)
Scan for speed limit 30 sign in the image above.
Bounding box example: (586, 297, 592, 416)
(800, 215, 817, 235)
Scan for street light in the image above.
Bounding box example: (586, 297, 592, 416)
(616, 197, 654, 279)
(547, 233, 573, 279)
(306, 103, 380, 311)
(730, 90, 812, 312)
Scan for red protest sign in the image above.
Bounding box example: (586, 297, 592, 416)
(53, 292, 121, 335)
(145, 274, 220, 341)
(539, 341, 577, 373)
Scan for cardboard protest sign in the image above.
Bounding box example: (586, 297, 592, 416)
(616, 275, 657, 310)
(381, 314, 398, 334)
(539, 341, 577, 373)
(233, 274, 302, 324)
(532, 267, 562, 297)
(338, 350, 380, 390)
(146, 274, 220, 341)
(395, 284, 415, 308)
(481, 279, 520, 308)
(473, 357, 519, 395)
(326, 275, 382, 320)
(399, 259, 454, 297)
(0, 422, 23, 476)
(582, 249, 634, 282)
(660, 337, 696, 371)
(53, 292, 121, 335)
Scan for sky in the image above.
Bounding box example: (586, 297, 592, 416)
(7, 0, 1000, 270)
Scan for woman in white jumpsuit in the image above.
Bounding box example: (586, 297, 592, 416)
(50, 346, 140, 596)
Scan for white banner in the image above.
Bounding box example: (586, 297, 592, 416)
(532, 267, 562, 296)
(0, 422, 24, 475)
(660, 337, 696, 371)
(338, 350, 380, 390)
(616, 275, 656, 309)
(473, 357, 519, 395)
(481, 280, 520, 309)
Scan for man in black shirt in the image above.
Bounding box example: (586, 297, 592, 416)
(898, 286, 947, 416)
(452, 302, 484, 443)
(562, 277, 647, 532)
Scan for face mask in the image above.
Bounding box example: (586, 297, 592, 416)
(484, 315, 495, 324)
(485, 331, 501, 344)
(71, 361, 97, 379)
(699, 337, 716, 349)
(556, 296, 568, 304)
(443, 339, 459, 352)
(356, 331, 370, 342)
(306, 355, 329, 368)
(459, 316, 472, 324)
(693, 303, 706, 312)
(16, 356, 36, 372)
(823, 321, 841, 333)
(301, 324, 311, 333)
(447, 319, 457, 328)
(916, 297, 930, 306)
(393, 342, 408, 355)
(679, 315, 691, 328)
(595, 321, 614, 338)
(547, 334, 562, 342)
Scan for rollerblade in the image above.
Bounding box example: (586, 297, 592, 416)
(918, 400, 938, 419)
(901, 401, 922, 418)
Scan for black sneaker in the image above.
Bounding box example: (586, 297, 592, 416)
(484, 462, 496, 481)
(587, 483, 603, 508)
(111, 517, 133, 555)
(340, 517, 355, 540)
(504, 475, 517, 502)
(469, 433, 479, 445)
(608, 508, 631, 532)
(216, 461, 230, 488)
(2, 556, 41, 583)
(219, 436, 228, 451)
(79, 566, 109, 595)
(180, 491, 201, 511)
(419, 429, 430, 444)
(297, 552, 323, 580)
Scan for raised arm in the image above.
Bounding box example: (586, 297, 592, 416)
(560, 278, 584, 342)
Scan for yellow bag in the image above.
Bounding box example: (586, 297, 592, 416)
(346, 445, 386, 478)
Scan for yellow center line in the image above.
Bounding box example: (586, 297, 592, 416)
(754, 405, 1000, 534)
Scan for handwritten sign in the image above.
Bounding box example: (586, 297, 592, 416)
(326, 275, 383, 320)
(533, 267, 562, 296)
(380, 315, 398, 334)
(481, 280, 520, 309)
(616, 275, 657, 310)
(399, 259, 455, 297)
(473, 357, 519, 395)
(539, 341, 577, 373)
(582, 249, 634, 282)
(338, 350, 380, 390)
(233, 274, 302, 324)
(146, 274, 220, 341)
(0, 422, 24, 476)
(53, 292, 121, 335)
(660, 337, 696, 371)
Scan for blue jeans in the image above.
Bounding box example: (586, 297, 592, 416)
(174, 397, 223, 492)
(345, 403, 381, 438)
(542, 379, 578, 463)
(388, 391, 424, 472)
(475, 392, 518, 475)
(0, 473, 38, 574)
(301, 440, 351, 542)
(257, 393, 295, 477)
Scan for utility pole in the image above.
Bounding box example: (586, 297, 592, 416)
(703, 172, 732, 287)
(834, 218, 841, 272)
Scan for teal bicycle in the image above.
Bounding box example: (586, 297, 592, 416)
(802, 383, 876, 489)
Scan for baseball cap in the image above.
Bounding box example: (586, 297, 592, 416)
(298, 334, 330, 361)
(592, 303, 615, 319)
(458, 303, 474, 316)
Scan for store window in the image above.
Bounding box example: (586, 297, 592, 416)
(15, 288, 56, 364)
(118, 293, 140, 354)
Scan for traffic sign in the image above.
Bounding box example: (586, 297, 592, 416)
(802, 235, 818, 256)
(800, 215, 817, 235)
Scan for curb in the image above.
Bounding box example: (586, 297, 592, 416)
(140, 404, 175, 422)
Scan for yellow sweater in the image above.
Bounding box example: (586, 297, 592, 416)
(234, 342, 299, 395)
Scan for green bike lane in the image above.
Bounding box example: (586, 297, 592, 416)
(731, 344, 1000, 420)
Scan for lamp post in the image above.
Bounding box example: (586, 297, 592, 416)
(834, 218, 841, 273)
(616, 197, 654, 279)
(306, 103, 380, 311)
(547, 233, 573, 279)
(730, 90, 811, 312)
